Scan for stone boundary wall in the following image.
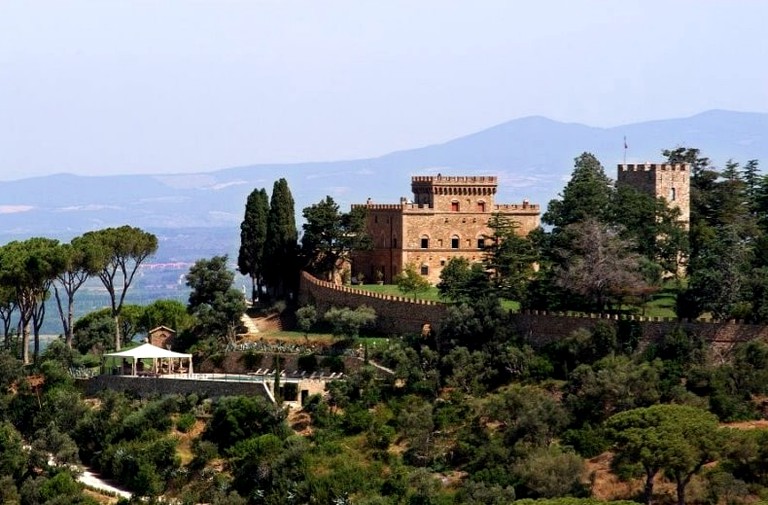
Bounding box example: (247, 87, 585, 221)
(84, 375, 272, 400)
(300, 272, 768, 347)
(299, 272, 449, 335)
(511, 310, 768, 348)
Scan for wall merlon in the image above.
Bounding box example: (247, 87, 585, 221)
(618, 163, 690, 172)
(411, 175, 497, 184)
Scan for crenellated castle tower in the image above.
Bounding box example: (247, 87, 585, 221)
(616, 162, 690, 227)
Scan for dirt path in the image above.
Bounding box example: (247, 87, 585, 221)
(79, 469, 132, 500)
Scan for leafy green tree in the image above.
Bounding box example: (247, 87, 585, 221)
(513, 446, 586, 498)
(437, 257, 493, 304)
(606, 404, 723, 505)
(565, 355, 661, 424)
(684, 224, 750, 319)
(301, 195, 371, 282)
(394, 262, 432, 294)
(185, 256, 246, 346)
(483, 213, 537, 302)
(0, 285, 17, 350)
(238, 187, 269, 303)
(78, 226, 158, 350)
(52, 238, 99, 349)
(263, 178, 298, 300)
(323, 305, 376, 340)
(203, 396, 287, 450)
(486, 385, 570, 452)
(610, 185, 688, 277)
(0, 421, 27, 481)
(544, 152, 613, 230)
(138, 299, 193, 334)
(0, 238, 63, 363)
(295, 304, 318, 339)
(72, 306, 143, 354)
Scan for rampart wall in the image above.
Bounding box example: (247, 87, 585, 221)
(300, 272, 768, 350)
(511, 310, 768, 349)
(299, 272, 448, 335)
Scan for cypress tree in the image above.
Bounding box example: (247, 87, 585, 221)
(237, 188, 269, 304)
(263, 178, 298, 300)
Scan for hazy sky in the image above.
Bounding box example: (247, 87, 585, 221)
(1, 1, 767, 181)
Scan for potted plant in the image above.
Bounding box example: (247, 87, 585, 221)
(375, 269, 384, 285)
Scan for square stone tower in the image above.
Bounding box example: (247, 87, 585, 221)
(616, 163, 690, 227)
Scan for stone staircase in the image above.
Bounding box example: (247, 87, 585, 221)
(239, 312, 288, 336)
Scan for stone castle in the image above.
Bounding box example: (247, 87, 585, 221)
(351, 175, 540, 284)
(351, 164, 690, 285)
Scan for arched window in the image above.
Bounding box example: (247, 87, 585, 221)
(420, 235, 429, 249)
(420, 264, 429, 276)
(451, 235, 460, 249)
(669, 187, 676, 201)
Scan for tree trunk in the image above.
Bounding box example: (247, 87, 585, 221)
(21, 321, 30, 365)
(644, 469, 656, 505)
(114, 314, 122, 350)
(676, 479, 686, 505)
(67, 297, 75, 349)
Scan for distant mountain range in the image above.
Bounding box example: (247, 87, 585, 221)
(2, 109, 767, 256)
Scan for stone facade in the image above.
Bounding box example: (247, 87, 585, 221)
(617, 163, 691, 227)
(352, 175, 540, 284)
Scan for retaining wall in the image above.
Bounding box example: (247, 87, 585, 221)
(299, 272, 448, 335)
(300, 272, 768, 348)
(84, 375, 272, 400)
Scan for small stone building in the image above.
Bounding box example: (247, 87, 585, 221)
(148, 325, 176, 349)
(351, 175, 540, 284)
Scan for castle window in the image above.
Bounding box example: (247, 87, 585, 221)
(393, 237, 398, 248)
(421, 236, 429, 249)
(374, 215, 378, 223)
(420, 264, 429, 276)
(451, 235, 460, 249)
(440, 259, 446, 266)
(477, 238, 486, 249)
(477, 201, 486, 212)
(669, 187, 676, 201)
(451, 201, 460, 212)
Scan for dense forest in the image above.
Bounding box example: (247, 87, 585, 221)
(3, 151, 768, 505)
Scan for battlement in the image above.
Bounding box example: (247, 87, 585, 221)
(618, 163, 689, 172)
(411, 175, 497, 185)
(494, 202, 540, 211)
(352, 203, 406, 211)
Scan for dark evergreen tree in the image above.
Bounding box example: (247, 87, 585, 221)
(263, 178, 298, 300)
(301, 196, 371, 282)
(482, 213, 537, 303)
(543, 152, 613, 231)
(237, 187, 269, 303)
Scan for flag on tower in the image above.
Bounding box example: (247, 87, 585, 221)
(624, 136, 628, 150)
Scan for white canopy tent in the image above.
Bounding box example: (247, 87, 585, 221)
(104, 343, 193, 376)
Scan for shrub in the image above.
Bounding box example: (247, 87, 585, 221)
(176, 413, 196, 433)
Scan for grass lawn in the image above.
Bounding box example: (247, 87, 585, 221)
(347, 283, 443, 302)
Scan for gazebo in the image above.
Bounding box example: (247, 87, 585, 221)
(103, 343, 194, 377)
